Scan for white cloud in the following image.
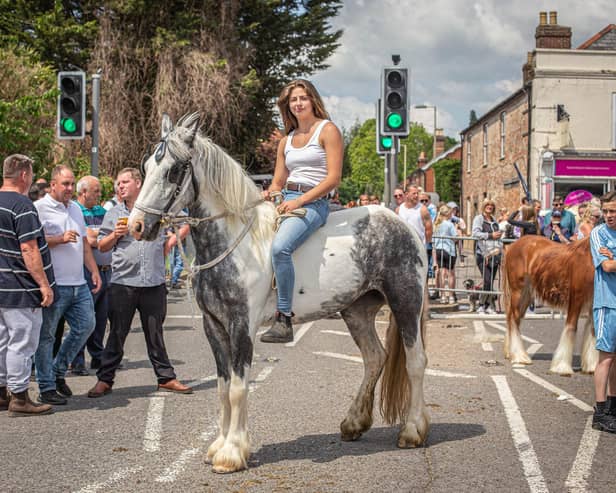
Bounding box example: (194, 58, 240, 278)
(312, 1, 611, 136)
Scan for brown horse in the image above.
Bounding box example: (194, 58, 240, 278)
(503, 235, 597, 375)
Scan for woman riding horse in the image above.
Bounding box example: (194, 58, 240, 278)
(260, 79, 343, 343)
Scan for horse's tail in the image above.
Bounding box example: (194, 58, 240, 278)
(380, 313, 409, 424)
(502, 246, 511, 316)
(380, 284, 427, 425)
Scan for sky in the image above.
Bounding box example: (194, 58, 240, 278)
(311, 0, 612, 139)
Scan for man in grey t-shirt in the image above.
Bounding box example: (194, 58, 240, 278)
(87, 167, 192, 398)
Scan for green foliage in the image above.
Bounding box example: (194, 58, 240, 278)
(0, 45, 57, 178)
(432, 157, 461, 204)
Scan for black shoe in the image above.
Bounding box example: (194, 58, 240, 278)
(429, 291, 440, 300)
(90, 357, 101, 370)
(39, 390, 67, 406)
(55, 378, 73, 398)
(592, 408, 616, 433)
(70, 365, 90, 377)
(260, 312, 294, 343)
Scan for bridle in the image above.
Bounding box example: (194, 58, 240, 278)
(134, 137, 197, 218)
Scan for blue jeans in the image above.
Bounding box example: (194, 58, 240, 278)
(72, 268, 111, 368)
(169, 245, 184, 285)
(271, 190, 329, 315)
(35, 284, 95, 392)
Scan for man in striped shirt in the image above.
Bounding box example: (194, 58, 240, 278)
(0, 154, 55, 416)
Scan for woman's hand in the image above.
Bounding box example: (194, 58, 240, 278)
(277, 199, 303, 214)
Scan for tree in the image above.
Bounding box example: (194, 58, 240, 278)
(432, 157, 461, 204)
(469, 109, 478, 126)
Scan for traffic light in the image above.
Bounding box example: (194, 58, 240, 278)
(57, 71, 86, 139)
(376, 100, 398, 154)
(380, 67, 409, 137)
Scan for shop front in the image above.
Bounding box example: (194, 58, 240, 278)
(546, 158, 616, 205)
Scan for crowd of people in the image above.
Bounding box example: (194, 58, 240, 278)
(0, 155, 192, 416)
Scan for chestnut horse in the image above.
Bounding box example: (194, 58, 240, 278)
(503, 235, 597, 375)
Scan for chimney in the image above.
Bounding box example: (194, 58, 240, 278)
(522, 51, 534, 84)
(434, 128, 446, 157)
(535, 11, 571, 49)
(549, 11, 557, 25)
(417, 151, 427, 168)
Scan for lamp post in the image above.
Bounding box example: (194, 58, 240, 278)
(415, 104, 437, 159)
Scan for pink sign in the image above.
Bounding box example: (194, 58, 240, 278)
(555, 159, 616, 177)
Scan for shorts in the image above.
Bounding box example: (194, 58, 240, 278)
(593, 307, 616, 353)
(435, 249, 456, 269)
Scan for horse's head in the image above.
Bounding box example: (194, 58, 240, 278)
(130, 112, 200, 240)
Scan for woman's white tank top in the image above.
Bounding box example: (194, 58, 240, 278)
(285, 120, 329, 187)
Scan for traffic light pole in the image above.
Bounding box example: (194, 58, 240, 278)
(386, 137, 399, 210)
(90, 71, 101, 177)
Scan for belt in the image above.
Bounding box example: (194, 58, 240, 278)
(97, 265, 111, 272)
(285, 182, 314, 193)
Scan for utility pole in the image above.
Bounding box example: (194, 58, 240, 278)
(90, 69, 102, 177)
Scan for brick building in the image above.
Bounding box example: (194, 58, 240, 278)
(460, 11, 616, 225)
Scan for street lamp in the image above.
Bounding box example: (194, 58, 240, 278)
(415, 104, 437, 159)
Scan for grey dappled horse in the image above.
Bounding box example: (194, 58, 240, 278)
(130, 112, 430, 473)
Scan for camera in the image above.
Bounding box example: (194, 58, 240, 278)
(451, 216, 460, 224)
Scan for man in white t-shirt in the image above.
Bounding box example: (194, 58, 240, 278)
(34, 165, 101, 406)
(398, 185, 433, 277)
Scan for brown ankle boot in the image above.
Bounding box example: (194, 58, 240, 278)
(8, 390, 53, 417)
(0, 386, 9, 411)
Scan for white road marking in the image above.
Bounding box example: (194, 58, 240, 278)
(73, 466, 144, 493)
(249, 365, 274, 393)
(482, 342, 494, 352)
(486, 321, 540, 344)
(143, 396, 165, 452)
(155, 448, 201, 483)
(321, 329, 351, 337)
(565, 415, 601, 493)
(514, 369, 593, 412)
(285, 322, 314, 347)
(313, 351, 476, 378)
(527, 343, 543, 356)
(472, 320, 502, 343)
(492, 375, 548, 493)
(202, 374, 217, 382)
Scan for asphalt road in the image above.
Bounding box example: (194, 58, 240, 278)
(1, 290, 613, 492)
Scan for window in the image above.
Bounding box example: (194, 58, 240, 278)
(483, 123, 488, 166)
(466, 134, 472, 172)
(500, 112, 506, 159)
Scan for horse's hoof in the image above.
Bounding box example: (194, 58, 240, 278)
(549, 361, 573, 376)
(340, 417, 370, 441)
(510, 354, 532, 365)
(212, 463, 245, 474)
(397, 415, 429, 448)
(341, 430, 362, 441)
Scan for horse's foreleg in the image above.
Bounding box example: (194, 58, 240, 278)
(550, 310, 578, 375)
(340, 293, 386, 441)
(581, 313, 598, 374)
(206, 377, 231, 463)
(211, 370, 250, 474)
(507, 278, 532, 365)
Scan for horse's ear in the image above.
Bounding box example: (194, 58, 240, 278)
(161, 113, 173, 139)
(181, 112, 201, 147)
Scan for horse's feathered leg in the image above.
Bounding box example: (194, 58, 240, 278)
(581, 310, 598, 374)
(339, 291, 387, 441)
(201, 311, 252, 473)
(504, 259, 533, 365)
(550, 302, 580, 375)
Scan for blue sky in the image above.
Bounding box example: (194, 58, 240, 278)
(311, 0, 612, 139)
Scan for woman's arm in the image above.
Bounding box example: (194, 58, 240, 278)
(267, 136, 289, 197)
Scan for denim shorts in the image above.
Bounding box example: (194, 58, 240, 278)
(594, 307, 616, 353)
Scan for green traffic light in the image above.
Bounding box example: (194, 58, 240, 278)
(387, 113, 403, 129)
(61, 118, 77, 133)
(381, 136, 393, 149)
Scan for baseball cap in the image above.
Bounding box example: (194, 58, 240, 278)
(446, 201, 458, 209)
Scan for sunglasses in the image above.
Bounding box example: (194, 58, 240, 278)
(552, 202, 563, 206)
(394, 194, 403, 198)
(420, 199, 429, 203)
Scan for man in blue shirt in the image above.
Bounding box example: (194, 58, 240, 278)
(589, 191, 616, 433)
(543, 195, 576, 237)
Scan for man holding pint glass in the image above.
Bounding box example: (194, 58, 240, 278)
(88, 168, 192, 398)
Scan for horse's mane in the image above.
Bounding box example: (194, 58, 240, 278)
(168, 118, 276, 259)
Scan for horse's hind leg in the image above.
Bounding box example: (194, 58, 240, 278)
(383, 295, 429, 448)
(581, 312, 598, 374)
(339, 291, 387, 441)
(506, 277, 533, 365)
